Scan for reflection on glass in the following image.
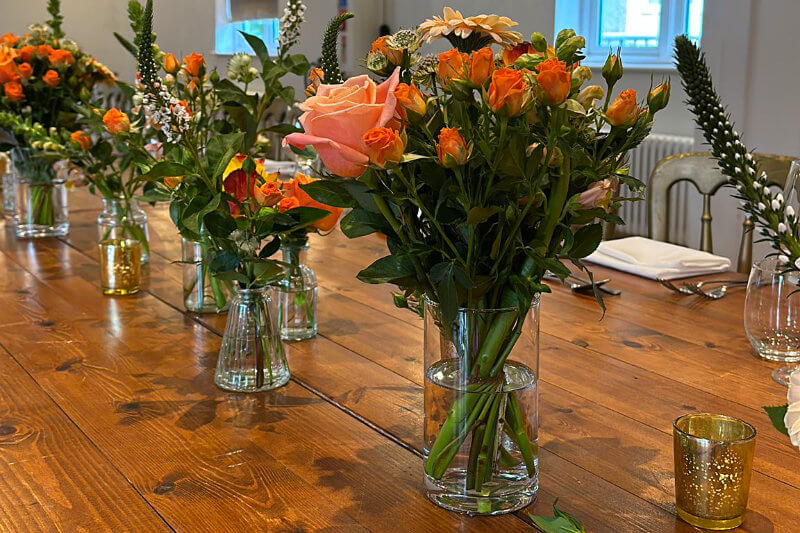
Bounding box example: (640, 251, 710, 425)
(599, 0, 662, 48)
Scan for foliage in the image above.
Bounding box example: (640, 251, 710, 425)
(320, 13, 353, 84)
(763, 405, 789, 437)
(529, 499, 586, 533)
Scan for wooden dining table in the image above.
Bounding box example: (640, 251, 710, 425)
(0, 188, 797, 532)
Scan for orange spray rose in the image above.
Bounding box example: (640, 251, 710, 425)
(42, 69, 60, 88)
(70, 131, 92, 150)
(371, 35, 404, 64)
(467, 47, 495, 87)
(3, 81, 24, 103)
(278, 197, 301, 212)
(395, 83, 427, 118)
(0, 34, 19, 47)
(18, 46, 35, 62)
(437, 49, 468, 89)
(486, 68, 529, 117)
(48, 49, 74, 68)
(436, 128, 469, 168)
(362, 127, 406, 167)
(182, 53, 205, 77)
(103, 109, 131, 135)
(535, 59, 570, 106)
(17, 63, 32, 79)
(254, 180, 284, 207)
(606, 89, 638, 126)
(163, 53, 179, 74)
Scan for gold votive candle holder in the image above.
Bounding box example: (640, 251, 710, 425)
(673, 413, 756, 530)
(99, 238, 142, 296)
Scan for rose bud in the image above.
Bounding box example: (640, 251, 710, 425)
(69, 131, 91, 150)
(395, 83, 428, 119)
(647, 81, 670, 113)
(579, 178, 620, 211)
(571, 66, 592, 86)
(606, 89, 638, 127)
(371, 36, 404, 65)
(163, 176, 183, 189)
(163, 53, 179, 74)
(487, 68, 529, 117)
(602, 53, 623, 88)
(182, 52, 205, 78)
(362, 127, 406, 167)
(502, 42, 534, 67)
(254, 181, 284, 207)
(102, 108, 131, 135)
(437, 49, 468, 90)
(278, 197, 301, 212)
(531, 32, 548, 53)
(576, 85, 604, 110)
(535, 59, 570, 106)
(436, 127, 470, 168)
(468, 47, 495, 87)
(43, 69, 60, 88)
(18, 63, 32, 79)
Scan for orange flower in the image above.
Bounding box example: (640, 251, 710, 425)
(163, 53, 179, 74)
(0, 34, 19, 47)
(437, 49, 468, 89)
(253, 180, 284, 207)
(371, 35, 404, 64)
(48, 49, 74, 68)
(362, 127, 406, 167)
(606, 89, 638, 127)
(42, 69, 60, 88)
(35, 45, 53, 59)
(17, 62, 32, 79)
(288, 173, 343, 231)
(502, 42, 534, 66)
(467, 47, 495, 88)
(102, 108, 131, 135)
(163, 176, 183, 189)
(69, 131, 92, 150)
(305, 67, 324, 96)
(0, 59, 19, 84)
(486, 68, 529, 117)
(436, 127, 469, 168)
(18, 46, 35, 62)
(3, 81, 24, 103)
(182, 53, 205, 78)
(395, 83, 427, 118)
(278, 197, 301, 212)
(535, 59, 570, 106)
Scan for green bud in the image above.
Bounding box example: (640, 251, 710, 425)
(209, 70, 220, 83)
(555, 28, 576, 50)
(647, 81, 671, 113)
(602, 53, 623, 88)
(557, 35, 586, 61)
(530, 32, 547, 53)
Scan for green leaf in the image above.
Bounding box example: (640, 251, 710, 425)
(253, 261, 284, 283)
(300, 180, 357, 208)
(203, 210, 237, 239)
(240, 31, 270, 65)
(207, 132, 245, 180)
(213, 271, 250, 284)
(764, 405, 790, 437)
(466, 206, 503, 225)
(209, 250, 240, 274)
(184, 194, 221, 234)
(114, 32, 138, 57)
(529, 499, 585, 533)
(137, 161, 193, 182)
(340, 209, 386, 238)
(357, 255, 416, 284)
(264, 123, 303, 135)
(569, 223, 603, 259)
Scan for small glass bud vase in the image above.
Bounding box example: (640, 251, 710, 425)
(181, 231, 232, 313)
(2, 155, 15, 218)
(275, 241, 318, 341)
(98, 238, 142, 295)
(97, 197, 150, 264)
(215, 285, 290, 392)
(12, 150, 69, 238)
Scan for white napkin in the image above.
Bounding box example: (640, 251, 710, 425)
(585, 236, 731, 280)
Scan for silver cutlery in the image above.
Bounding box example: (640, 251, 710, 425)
(568, 273, 622, 296)
(689, 281, 747, 299)
(544, 273, 620, 296)
(657, 278, 747, 297)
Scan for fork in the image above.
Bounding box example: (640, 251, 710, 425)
(689, 281, 747, 299)
(657, 278, 746, 295)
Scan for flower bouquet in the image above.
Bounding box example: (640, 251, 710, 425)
(0, 0, 114, 237)
(287, 9, 667, 513)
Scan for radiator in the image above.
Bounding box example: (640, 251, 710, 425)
(618, 133, 695, 240)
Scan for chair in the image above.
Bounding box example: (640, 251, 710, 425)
(647, 152, 796, 273)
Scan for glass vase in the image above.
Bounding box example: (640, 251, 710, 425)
(275, 243, 318, 341)
(215, 285, 290, 392)
(97, 197, 150, 264)
(12, 149, 69, 238)
(2, 154, 15, 218)
(744, 257, 800, 385)
(98, 238, 142, 295)
(423, 296, 539, 515)
(181, 232, 232, 313)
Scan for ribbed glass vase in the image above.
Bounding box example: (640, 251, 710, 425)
(181, 230, 232, 313)
(215, 286, 290, 392)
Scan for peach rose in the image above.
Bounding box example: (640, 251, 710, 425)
(395, 83, 427, 118)
(468, 47, 495, 88)
(48, 49, 74, 68)
(607, 89, 638, 127)
(18, 46, 34, 63)
(103, 108, 131, 135)
(163, 53, 179, 74)
(362, 127, 406, 167)
(70, 131, 92, 150)
(487, 68, 529, 117)
(253, 181, 284, 207)
(437, 127, 469, 168)
(371, 35, 403, 64)
(437, 49, 467, 89)
(43, 69, 60, 88)
(17, 63, 32, 79)
(0, 34, 19, 47)
(536, 59, 570, 106)
(502, 42, 534, 66)
(278, 196, 300, 212)
(182, 53, 205, 78)
(288, 173, 343, 231)
(284, 68, 401, 178)
(3, 81, 24, 103)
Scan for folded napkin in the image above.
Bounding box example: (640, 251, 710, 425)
(585, 236, 731, 280)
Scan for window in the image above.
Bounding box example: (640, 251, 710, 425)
(215, 0, 280, 56)
(555, 0, 704, 68)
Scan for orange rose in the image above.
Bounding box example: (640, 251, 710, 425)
(437, 48, 468, 89)
(502, 42, 534, 66)
(253, 180, 284, 207)
(606, 89, 638, 127)
(0, 59, 19, 84)
(437, 127, 469, 168)
(362, 127, 406, 167)
(18, 46, 35, 62)
(288, 173, 343, 231)
(42, 69, 60, 88)
(163, 53, 179, 74)
(0, 34, 19, 47)
(371, 35, 403, 65)
(102, 108, 131, 135)
(278, 196, 300, 212)
(3, 81, 24, 103)
(305, 67, 324, 96)
(395, 83, 427, 118)
(48, 49, 74, 68)
(69, 131, 92, 150)
(535, 59, 570, 106)
(468, 47, 495, 88)
(17, 62, 32, 79)
(182, 53, 205, 78)
(163, 176, 183, 189)
(486, 68, 529, 117)
(35, 45, 53, 59)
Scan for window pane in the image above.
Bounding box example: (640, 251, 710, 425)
(685, 0, 704, 44)
(215, 18, 280, 55)
(599, 0, 662, 49)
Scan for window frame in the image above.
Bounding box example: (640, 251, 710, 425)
(556, 0, 697, 70)
(213, 0, 281, 57)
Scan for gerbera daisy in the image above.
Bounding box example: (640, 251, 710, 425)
(418, 7, 523, 52)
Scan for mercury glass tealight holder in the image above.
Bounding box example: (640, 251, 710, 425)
(673, 413, 756, 530)
(99, 238, 142, 296)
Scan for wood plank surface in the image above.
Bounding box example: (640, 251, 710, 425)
(0, 188, 798, 532)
